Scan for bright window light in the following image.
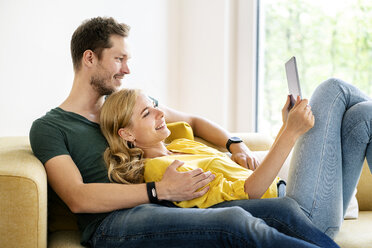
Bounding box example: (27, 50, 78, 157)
(257, 0, 372, 136)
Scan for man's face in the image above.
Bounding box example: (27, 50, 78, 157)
(90, 35, 131, 95)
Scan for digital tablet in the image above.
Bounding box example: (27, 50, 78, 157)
(285, 56, 302, 109)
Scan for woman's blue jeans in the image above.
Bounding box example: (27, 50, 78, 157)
(286, 78, 372, 238)
(89, 78, 371, 247)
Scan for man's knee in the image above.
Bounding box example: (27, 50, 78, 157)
(276, 196, 301, 212)
(215, 206, 269, 231)
(275, 197, 312, 223)
(324, 226, 340, 239)
(216, 206, 253, 223)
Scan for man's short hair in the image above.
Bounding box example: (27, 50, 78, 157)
(71, 17, 130, 72)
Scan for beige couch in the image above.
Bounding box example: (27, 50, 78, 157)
(0, 135, 371, 248)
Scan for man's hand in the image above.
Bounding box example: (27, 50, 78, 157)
(156, 160, 215, 202)
(229, 143, 260, 170)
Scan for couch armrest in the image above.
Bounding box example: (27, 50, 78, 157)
(0, 136, 47, 248)
(194, 132, 274, 152)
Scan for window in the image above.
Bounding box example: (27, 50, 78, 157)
(257, 0, 372, 136)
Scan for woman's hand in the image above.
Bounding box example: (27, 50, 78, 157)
(284, 96, 315, 137)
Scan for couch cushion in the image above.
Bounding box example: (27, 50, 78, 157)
(49, 231, 85, 248)
(48, 190, 79, 232)
(356, 161, 372, 211)
(335, 211, 372, 248)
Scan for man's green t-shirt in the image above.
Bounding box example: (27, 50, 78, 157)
(29, 107, 111, 245)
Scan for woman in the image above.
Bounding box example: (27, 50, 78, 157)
(100, 88, 338, 248)
(100, 78, 372, 246)
(100, 89, 299, 208)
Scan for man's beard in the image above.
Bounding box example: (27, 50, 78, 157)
(90, 66, 115, 96)
(90, 72, 115, 96)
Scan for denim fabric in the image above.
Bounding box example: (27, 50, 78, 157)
(89, 197, 338, 247)
(286, 78, 372, 238)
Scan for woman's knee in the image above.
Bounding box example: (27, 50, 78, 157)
(316, 78, 348, 94)
(310, 78, 349, 108)
(344, 101, 372, 121)
(343, 102, 372, 141)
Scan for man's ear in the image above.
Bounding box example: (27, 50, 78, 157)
(82, 50, 96, 68)
(118, 128, 135, 142)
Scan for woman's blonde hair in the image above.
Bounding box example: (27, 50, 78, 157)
(100, 88, 145, 184)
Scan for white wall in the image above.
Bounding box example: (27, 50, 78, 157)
(167, 0, 257, 132)
(0, 0, 170, 136)
(0, 0, 257, 137)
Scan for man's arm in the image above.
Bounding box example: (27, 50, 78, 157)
(160, 103, 260, 170)
(161, 103, 230, 147)
(45, 155, 214, 213)
(45, 155, 147, 213)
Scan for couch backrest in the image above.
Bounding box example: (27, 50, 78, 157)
(356, 161, 372, 210)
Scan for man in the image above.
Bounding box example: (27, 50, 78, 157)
(30, 17, 333, 247)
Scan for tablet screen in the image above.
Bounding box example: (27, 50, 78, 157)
(285, 56, 302, 108)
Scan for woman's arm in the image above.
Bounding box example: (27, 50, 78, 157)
(244, 96, 314, 199)
(272, 95, 291, 147)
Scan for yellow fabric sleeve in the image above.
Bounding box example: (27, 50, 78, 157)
(165, 122, 194, 143)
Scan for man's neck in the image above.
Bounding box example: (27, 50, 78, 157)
(59, 74, 104, 123)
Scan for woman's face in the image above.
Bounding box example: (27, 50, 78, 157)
(127, 93, 170, 147)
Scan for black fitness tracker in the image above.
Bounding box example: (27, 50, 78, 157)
(226, 137, 243, 153)
(146, 182, 160, 204)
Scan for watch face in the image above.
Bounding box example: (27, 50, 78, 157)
(230, 137, 242, 142)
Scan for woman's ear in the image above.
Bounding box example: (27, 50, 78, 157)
(118, 128, 135, 142)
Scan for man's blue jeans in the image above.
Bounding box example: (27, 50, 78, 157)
(89, 197, 337, 247)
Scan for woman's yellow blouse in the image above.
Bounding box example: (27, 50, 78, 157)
(144, 138, 279, 208)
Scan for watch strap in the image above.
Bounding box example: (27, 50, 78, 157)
(146, 182, 160, 204)
(226, 137, 243, 153)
